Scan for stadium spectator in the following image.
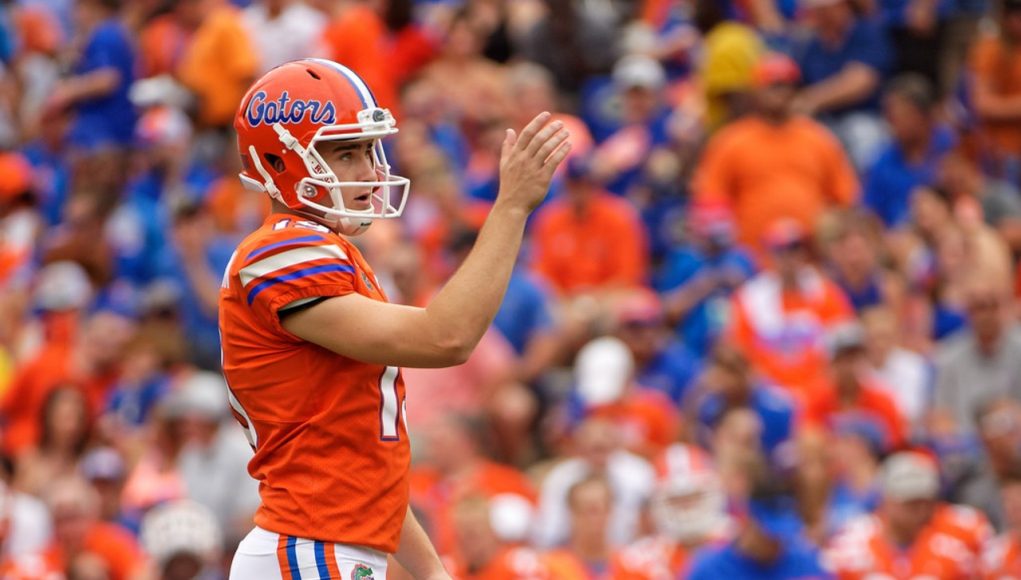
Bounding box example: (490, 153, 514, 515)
(864, 74, 955, 228)
(572, 336, 681, 459)
(694, 53, 860, 251)
(175, 0, 259, 129)
(533, 417, 654, 549)
(981, 467, 1021, 576)
(530, 157, 649, 297)
(656, 202, 756, 357)
(542, 476, 614, 578)
(242, 0, 327, 74)
(50, 0, 137, 162)
(825, 451, 993, 578)
(802, 323, 908, 455)
(824, 211, 903, 314)
(861, 305, 931, 431)
(695, 345, 796, 459)
(410, 414, 536, 558)
(968, 0, 1021, 180)
(41, 476, 150, 579)
(794, 0, 892, 168)
(727, 219, 854, 401)
(612, 288, 701, 406)
(693, 0, 764, 132)
(611, 444, 730, 579)
(933, 280, 1021, 436)
(687, 468, 829, 579)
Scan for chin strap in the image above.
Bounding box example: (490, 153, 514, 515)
(240, 145, 283, 203)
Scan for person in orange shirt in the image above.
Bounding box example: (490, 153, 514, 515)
(176, 0, 260, 128)
(968, 0, 1021, 176)
(409, 414, 537, 557)
(543, 476, 615, 580)
(611, 444, 730, 580)
(802, 323, 908, 455)
(40, 477, 150, 580)
(444, 494, 550, 580)
(574, 336, 681, 459)
(320, 1, 397, 114)
(1, 309, 132, 457)
(726, 219, 854, 402)
(825, 451, 993, 579)
(530, 158, 649, 297)
(693, 53, 859, 252)
(222, 60, 569, 579)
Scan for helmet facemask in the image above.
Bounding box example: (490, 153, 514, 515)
(650, 480, 726, 544)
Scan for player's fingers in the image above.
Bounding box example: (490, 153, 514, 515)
(515, 112, 551, 152)
(534, 127, 570, 164)
(525, 119, 565, 158)
(543, 141, 573, 175)
(501, 128, 516, 158)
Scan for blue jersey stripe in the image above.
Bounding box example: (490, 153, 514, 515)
(247, 235, 326, 261)
(246, 264, 356, 305)
(286, 536, 301, 579)
(314, 541, 331, 579)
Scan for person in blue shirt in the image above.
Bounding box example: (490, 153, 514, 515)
(613, 288, 701, 406)
(794, 0, 892, 168)
(159, 197, 234, 371)
(695, 345, 795, 458)
(688, 471, 833, 579)
(49, 0, 136, 153)
(656, 202, 756, 358)
(865, 74, 956, 227)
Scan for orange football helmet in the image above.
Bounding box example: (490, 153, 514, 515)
(234, 59, 409, 236)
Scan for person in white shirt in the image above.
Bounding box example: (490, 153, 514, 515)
(242, 0, 328, 73)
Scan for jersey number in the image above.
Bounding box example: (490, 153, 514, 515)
(379, 366, 404, 440)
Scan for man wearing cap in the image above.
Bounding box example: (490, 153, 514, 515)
(694, 53, 859, 254)
(688, 470, 830, 579)
(530, 155, 649, 297)
(589, 54, 672, 196)
(825, 451, 992, 578)
(613, 287, 701, 406)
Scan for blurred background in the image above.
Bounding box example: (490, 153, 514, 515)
(3, 0, 1021, 578)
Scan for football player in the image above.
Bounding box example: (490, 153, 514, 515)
(221, 58, 570, 580)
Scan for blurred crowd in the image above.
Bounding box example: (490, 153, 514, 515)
(6, 0, 1021, 578)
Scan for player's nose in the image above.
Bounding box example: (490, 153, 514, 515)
(355, 150, 377, 182)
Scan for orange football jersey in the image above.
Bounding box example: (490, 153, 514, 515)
(982, 533, 1021, 579)
(825, 504, 992, 579)
(610, 535, 691, 580)
(219, 214, 410, 552)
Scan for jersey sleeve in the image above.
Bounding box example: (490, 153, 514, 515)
(235, 232, 357, 333)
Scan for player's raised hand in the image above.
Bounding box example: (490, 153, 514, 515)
(497, 111, 572, 213)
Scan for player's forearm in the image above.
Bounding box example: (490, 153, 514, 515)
(394, 508, 450, 580)
(424, 201, 528, 362)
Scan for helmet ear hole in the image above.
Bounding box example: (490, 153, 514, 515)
(263, 153, 286, 173)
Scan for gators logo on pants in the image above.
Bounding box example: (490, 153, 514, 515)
(351, 564, 374, 580)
